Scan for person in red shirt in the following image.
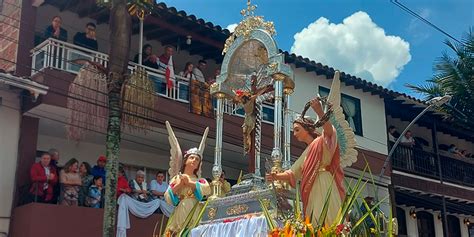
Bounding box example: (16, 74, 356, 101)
(29, 152, 58, 203)
(116, 167, 131, 198)
(158, 45, 174, 70)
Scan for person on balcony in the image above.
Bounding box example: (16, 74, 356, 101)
(192, 59, 207, 83)
(400, 130, 415, 170)
(448, 144, 464, 158)
(73, 22, 98, 51)
(130, 170, 150, 202)
(388, 125, 398, 143)
(116, 166, 131, 198)
(48, 148, 61, 203)
(400, 130, 415, 148)
(91, 155, 106, 184)
(149, 171, 174, 216)
(44, 16, 68, 41)
(86, 176, 103, 208)
(79, 162, 93, 206)
(59, 158, 82, 206)
(29, 152, 58, 203)
(133, 44, 159, 69)
(178, 62, 195, 80)
(158, 45, 174, 71)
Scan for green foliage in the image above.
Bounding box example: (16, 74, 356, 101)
(406, 29, 474, 127)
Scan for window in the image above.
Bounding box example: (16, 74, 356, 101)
(319, 86, 363, 136)
(262, 103, 274, 123)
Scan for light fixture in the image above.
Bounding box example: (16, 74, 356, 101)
(186, 35, 192, 45)
(409, 209, 417, 219)
(437, 213, 442, 220)
(464, 218, 471, 226)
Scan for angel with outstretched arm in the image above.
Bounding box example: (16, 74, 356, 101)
(163, 122, 211, 235)
(266, 71, 358, 226)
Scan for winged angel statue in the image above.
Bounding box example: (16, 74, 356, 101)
(163, 121, 211, 235)
(267, 71, 358, 226)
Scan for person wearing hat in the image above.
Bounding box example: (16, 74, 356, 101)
(91, 155, 106, 184)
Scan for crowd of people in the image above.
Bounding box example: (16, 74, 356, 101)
(43, 15, 220, 118)
(27, 149, 232, 210)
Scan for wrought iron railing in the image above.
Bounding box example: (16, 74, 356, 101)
(30, 38, 276, 124)
(390, 143, 474, 187)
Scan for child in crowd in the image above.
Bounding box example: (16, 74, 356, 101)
(86, 176, 103, 208)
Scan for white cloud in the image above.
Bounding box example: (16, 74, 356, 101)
(290, 11, 411, 86)
(226, 23, 238, 33)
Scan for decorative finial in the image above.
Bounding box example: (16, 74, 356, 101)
(240, 0, 257, 18)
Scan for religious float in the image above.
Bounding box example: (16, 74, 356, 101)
(159, 1, 396, 236)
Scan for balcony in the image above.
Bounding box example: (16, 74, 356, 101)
(391, 144, 474, 187)
(30, 38, 276, 124)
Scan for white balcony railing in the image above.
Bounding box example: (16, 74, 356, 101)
(31, 38, 276, 124)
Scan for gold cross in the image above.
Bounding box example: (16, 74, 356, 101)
(241, 0, 256, 17)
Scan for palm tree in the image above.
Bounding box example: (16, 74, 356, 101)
(100, 0, 131, 236)
(406, 29, 474, 125)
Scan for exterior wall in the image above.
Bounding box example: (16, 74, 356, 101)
(10, 203, 166, 237)
(292, 68, 388, 156)
(433, 211, 443, 237)
(461, 217, 472, 237)
(34, 5, 221, 78)
(0, 87, 21, 236)
(0, 0, 22, 72)
(399, 206, 418, 237)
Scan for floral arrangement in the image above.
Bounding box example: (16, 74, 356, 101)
(262, 164, 396, 237)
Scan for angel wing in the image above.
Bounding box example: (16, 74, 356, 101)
(327, 71, 358, 168)
(197, 127, 209, 177)
(166, 121, 183, 178)
(198, 127, 210, 156)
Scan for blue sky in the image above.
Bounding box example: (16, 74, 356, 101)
(162, 0, 473, 97)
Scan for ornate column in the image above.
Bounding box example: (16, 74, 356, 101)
(271, 73, 285, 173)
(210, 93, 225, 199)
(283, 88, 293, 170)
(254, 97, 263, 176)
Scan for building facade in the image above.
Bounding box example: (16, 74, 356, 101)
(2, 1, 471, 236)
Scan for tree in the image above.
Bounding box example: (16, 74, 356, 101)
(101, 0, 131, 236)
(406, 29, 474, 125)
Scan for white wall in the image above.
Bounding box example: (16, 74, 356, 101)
(400, 206, 419, 237)
(292, 68, 388, 155)
(461, 217, 472, 237)
(0, 87, 21, 235)
(35, 5, 221, 79)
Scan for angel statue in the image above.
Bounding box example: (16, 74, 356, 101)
(233, 74, 274, 155)
(266, 71, 357, 226)
(164, 121, 211, 235)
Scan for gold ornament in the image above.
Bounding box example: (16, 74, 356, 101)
(222, 0, 276, 54)
(226, 204, 250, 216)
(127, 0, 154, 20)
